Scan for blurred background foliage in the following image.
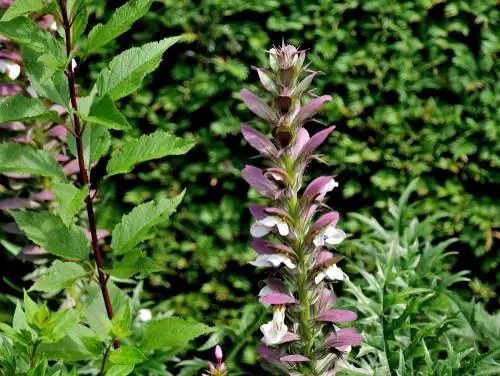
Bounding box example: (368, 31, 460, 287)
(1, 0, 499, 373)
(85, 0, 499, 318)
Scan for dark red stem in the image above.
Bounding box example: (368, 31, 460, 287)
(58, 0, 119, 349)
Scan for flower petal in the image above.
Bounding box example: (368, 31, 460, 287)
(260, 293, 296, 305)
(241, 124, 278, 158)
(242, 165, 279, 199)
(290, 127, 310, 160)
(325, 328, 363, 348)
(280, 355, 310, 362)
(310, 211, 340, 235)
(294, 95, 332, 125)
(316, 310, 357, 323)
(0, 83, 22, 96)
(298, 126, 335, 160)
(303, 176, 337, 201)
(241, 89, 278, 123)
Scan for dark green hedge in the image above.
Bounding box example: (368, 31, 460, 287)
(90, 0, 499, 323)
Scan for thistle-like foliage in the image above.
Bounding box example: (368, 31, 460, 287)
(240, 43, 362, 375)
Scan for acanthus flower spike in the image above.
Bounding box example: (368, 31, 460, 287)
(240, 42, 361, 375)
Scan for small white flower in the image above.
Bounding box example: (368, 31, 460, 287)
(261, 305, 288, 345)
(313, 224, 346, 247)
(251, 216, 289, 237)
(0, 60, 21, 80)
(137, 308, 152, 322)
(250, 253, 296, 269)
(321, 178, 339, 197)
(50, 21, 58, 31)
(71, 59, 77, 71)
(314, 264, 347, 284)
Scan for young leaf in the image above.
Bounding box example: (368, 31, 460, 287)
(111, 191, 185, 255)
(0, 17, 65, 66)
(106, 131, 195, 176)
(52, 182, 88, 226)
(1, 0, 44, 22)
(30, 261, 88, 294)
(140, 317, 212, 351)
(0, 95, 62, 123)
(87, 0, 152, 52)
(96, 36, 181, 100)
(0, 143, 66, 180)
(111, 303, 132, 340)
(41, 309, 81, 343)
(10, 211, 90, 259)
(21, 48, 70, 106)
(105, 251, 162, 279)
(109, 346, 147, 365)
(82, 95, 131, 131)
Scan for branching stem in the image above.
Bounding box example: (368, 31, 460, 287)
(58, 0, 119, 349)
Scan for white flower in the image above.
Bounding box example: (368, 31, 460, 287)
(137, 308, 152, 322)
(250, 254, 296, 269)
(261, 305, 288, 345)
(71, 59, 77, 71)
(0, 60, 21, 80)
(321, 178, 339, 197)
(314, 264, 347, 284)
(313, 224, 346, 247)
(251, 216, 289, 237)
(50, 21, 58, 31)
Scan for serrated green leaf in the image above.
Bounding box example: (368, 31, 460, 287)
(10, 211, 90, 259)
(39, 336, 93, 361)
(140, 317, 211, 351)
(111, 191, 185, 255)
(70, 0, 88, 45)
(87, 0, 152, 53)
(105, 251, 162, 279)
(21, 48, 69, 105)
(30, 261, 87, 294)
(0, 95, 62, 123)
(109, 346, 147, 365)
(1, 0, 44, 22)
(52, 182, 88, 226)
(23, 291, 38, 324)
(0, 143, 66, 180)
(0, 17, 65, 66)
(106, 131, 195, 176)
(83, 95, 131, 130)
(96, 36, 180, 100)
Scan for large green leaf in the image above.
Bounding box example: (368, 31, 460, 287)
(30, 261, 88, 294)
(96, 36, 180, 100)
(106, 131, 195, 177)
(21, 48, 69, 106)
(1, 0, 44, 22)
(87, 0, 152, 53)
(52, 182, 88, 226)
(0, 95, 62, 123)
(10, 211, 90, 259)
(140, 317, 211, 351)
(0, 143, 66, 180)
(111, 191, 185, 255)
(0, 17, 65, 67)
(105, 251, 162, 279)
(82, 95, 131, 131)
